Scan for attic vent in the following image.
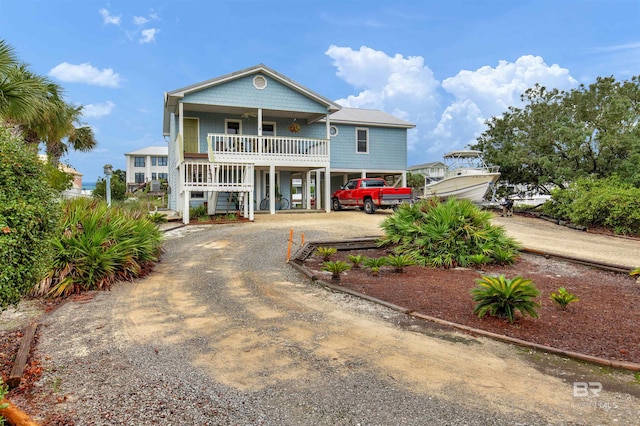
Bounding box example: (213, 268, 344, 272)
(253, 75, 267, 90)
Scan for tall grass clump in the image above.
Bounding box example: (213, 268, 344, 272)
(32, 198, 164, 298)
(378, 198, 520, 268)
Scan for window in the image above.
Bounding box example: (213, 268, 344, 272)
(151, 157, 157, 166)
(356, 128, 368, 153)
(134, 157, 145, 167)
(135, 173, 145, 183)
(226, 120, 241, 134)
(329, 126, 338, 137)
(262, 122, 275, 136)
(157, 157, 167, 166)
(158, 173, 168, 181)
(152, 173, 157, 180)
(253, 75, 267, 89)
(191, 192, 204, 199)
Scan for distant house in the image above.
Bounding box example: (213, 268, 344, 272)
(38, 154, 84, 198)
(162, 64, 415, 223)
(408, 161, 446, 182)
(124, 146, 169, 192)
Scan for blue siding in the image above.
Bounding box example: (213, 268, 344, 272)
(182, 73, 328, 114)
(329, 125, 407, 170)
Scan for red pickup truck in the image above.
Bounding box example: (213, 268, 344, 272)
(331, 178, 413, 214)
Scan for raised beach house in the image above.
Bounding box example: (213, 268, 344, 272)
(162, 64, 415, 223)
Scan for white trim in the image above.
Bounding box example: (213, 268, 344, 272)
(262, 121, 277, 136)
(355, 127, 369, 154)
(329, 125, 339, 137)
(225, 118, 242, 135)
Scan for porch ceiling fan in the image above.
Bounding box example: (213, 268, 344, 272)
(240, 111, 257, 119)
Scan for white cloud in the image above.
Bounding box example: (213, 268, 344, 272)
(99, 8, 121, 25)
(133, 16, 149, 26)
(426, 55, 579, 155)
(48, 62, 122, 88)
(325, 45, 441, 153)
(82, 101, 115, 118)
(442, 55, 578, 118)
(139, 28, 159, 44)
(326, 47, 580, 165)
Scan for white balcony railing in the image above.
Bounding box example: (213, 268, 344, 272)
(181, 161, 254, 191)
(206, 133, 329, 163)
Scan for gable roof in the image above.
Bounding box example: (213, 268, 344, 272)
(408, 161, 445, 170)
(163, 64, 342, 134)
(125, 146, 168, 156)
(327, 107, 415, 129)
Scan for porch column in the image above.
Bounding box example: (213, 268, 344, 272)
(183, 190, 190, 224)
(324, 168, 331, 213)
(247, 190, 254, 221)
(315, 170, 321, 210)
(306, 170, 312, 210)
(269, 164, 276, 214)
(256, 171, 262, 210)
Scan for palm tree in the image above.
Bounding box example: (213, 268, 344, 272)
(0, 39, 97, 162)
(0, 42, 52, 134)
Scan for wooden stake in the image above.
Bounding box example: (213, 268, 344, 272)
(286, 228, 293, 261)
(8, 322, 38, 389)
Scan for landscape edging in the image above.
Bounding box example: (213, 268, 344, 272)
(288, 257, 640, 372)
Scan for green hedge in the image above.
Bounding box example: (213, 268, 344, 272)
(0, 128, 61, 309)
(543, 176, 640, 235)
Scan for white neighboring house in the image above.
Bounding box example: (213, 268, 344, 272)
(124, 146, 169, 192)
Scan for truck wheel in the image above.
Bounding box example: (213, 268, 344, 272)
(331, 198, 341, 211)
(364, 199, 376, 214)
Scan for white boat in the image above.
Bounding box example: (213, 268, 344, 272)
(423, 150, 500, 202)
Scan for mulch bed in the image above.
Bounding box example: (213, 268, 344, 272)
(304, 249, 640, 365)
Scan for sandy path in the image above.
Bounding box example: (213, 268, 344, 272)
(116, 212, 640, 423)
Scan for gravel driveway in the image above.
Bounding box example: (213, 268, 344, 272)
(24, 212, 640, 424)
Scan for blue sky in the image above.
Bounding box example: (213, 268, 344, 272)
(1, 0, 639, 183)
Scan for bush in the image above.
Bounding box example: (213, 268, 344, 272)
(0, 128, 61, 309)
(543, 176, 640, 235)
(93, 169, 127, 202)
(363, 257, 388, 276)
(549, 287, 579, 310)
(471, 275, 540, 323)
(189, 204, 209, 221)
(379, 198, 520, 268)
(31, 198, 164, 298)
(315, 246, 337, 261)
(322, 260, 351, 281)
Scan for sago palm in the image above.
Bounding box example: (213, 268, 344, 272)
(471, 275, 540, 323)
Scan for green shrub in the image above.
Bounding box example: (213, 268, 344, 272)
(471, 275, 540, 323)
(379, 198, 520, 268)
(549, 287, 579, 310)
(322, 260, 351, 281)
(385, 253, 416, 273)
(543, 176, 640, 235)
(363, 257, 388, 276)
(0, 128, 61, 310)
(148, 212, 168, 224)
(31, 198, 164, 298)
(190, 204, 209, 220)
(347, 254, 365, 268)
(315, 246, 338, 261)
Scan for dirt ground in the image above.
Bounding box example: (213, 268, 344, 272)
(2, 211, 640, 425)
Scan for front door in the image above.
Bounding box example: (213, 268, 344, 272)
(184, 118, 199, 153)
